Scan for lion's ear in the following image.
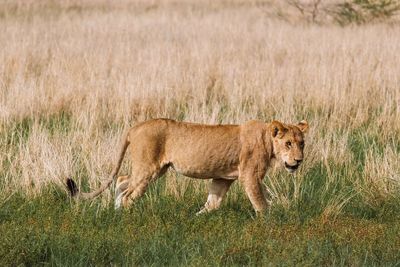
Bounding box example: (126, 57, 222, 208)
(271, 120, 287, 138)
(297, 120, 309, 133)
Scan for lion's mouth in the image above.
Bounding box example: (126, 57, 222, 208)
(285, 162, 299, 172)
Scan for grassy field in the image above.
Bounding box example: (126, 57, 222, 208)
(1, 0, 400, 265)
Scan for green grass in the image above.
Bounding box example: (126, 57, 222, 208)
(1, 184, 400, 266)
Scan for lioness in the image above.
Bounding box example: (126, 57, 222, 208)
(66, 118, 308, 214)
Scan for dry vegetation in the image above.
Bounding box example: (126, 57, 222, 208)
(1, 0, 400, 213)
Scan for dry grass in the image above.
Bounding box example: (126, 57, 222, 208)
(0, 0, 399, 215)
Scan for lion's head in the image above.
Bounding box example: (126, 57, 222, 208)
(270, 120, 309, 173)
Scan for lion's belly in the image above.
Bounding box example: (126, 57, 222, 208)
(163, 122, 241, 179)
(166, 143, 240, 180)
(172, 163, 239, 180)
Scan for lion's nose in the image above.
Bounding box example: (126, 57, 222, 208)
(295, 159, 303, 164)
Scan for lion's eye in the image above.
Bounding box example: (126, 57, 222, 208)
(286, 141, 292, 147)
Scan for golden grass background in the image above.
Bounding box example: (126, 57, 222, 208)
(1, 0, 399, 213)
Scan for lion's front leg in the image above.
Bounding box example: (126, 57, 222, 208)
(196, 179, 234, 215)
(240, 175, 269, 213)
(238, 121, 272, 214)
(239, 161, 269, 213)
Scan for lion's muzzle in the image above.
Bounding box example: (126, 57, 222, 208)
(284, 162, 300, 172)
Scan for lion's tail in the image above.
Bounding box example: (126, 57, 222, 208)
(66, 130, 130, 200)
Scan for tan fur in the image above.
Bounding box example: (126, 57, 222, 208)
(66, 118, 308, 213)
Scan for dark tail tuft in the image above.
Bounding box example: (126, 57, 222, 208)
(66, 178, 79, 197)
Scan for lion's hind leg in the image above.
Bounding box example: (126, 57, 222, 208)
(115, 175, 130, 209)
(196, 179, 234, 215)
(121, 165, 169, 208)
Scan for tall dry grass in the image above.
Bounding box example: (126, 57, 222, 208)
(0, 0, 399, 214)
